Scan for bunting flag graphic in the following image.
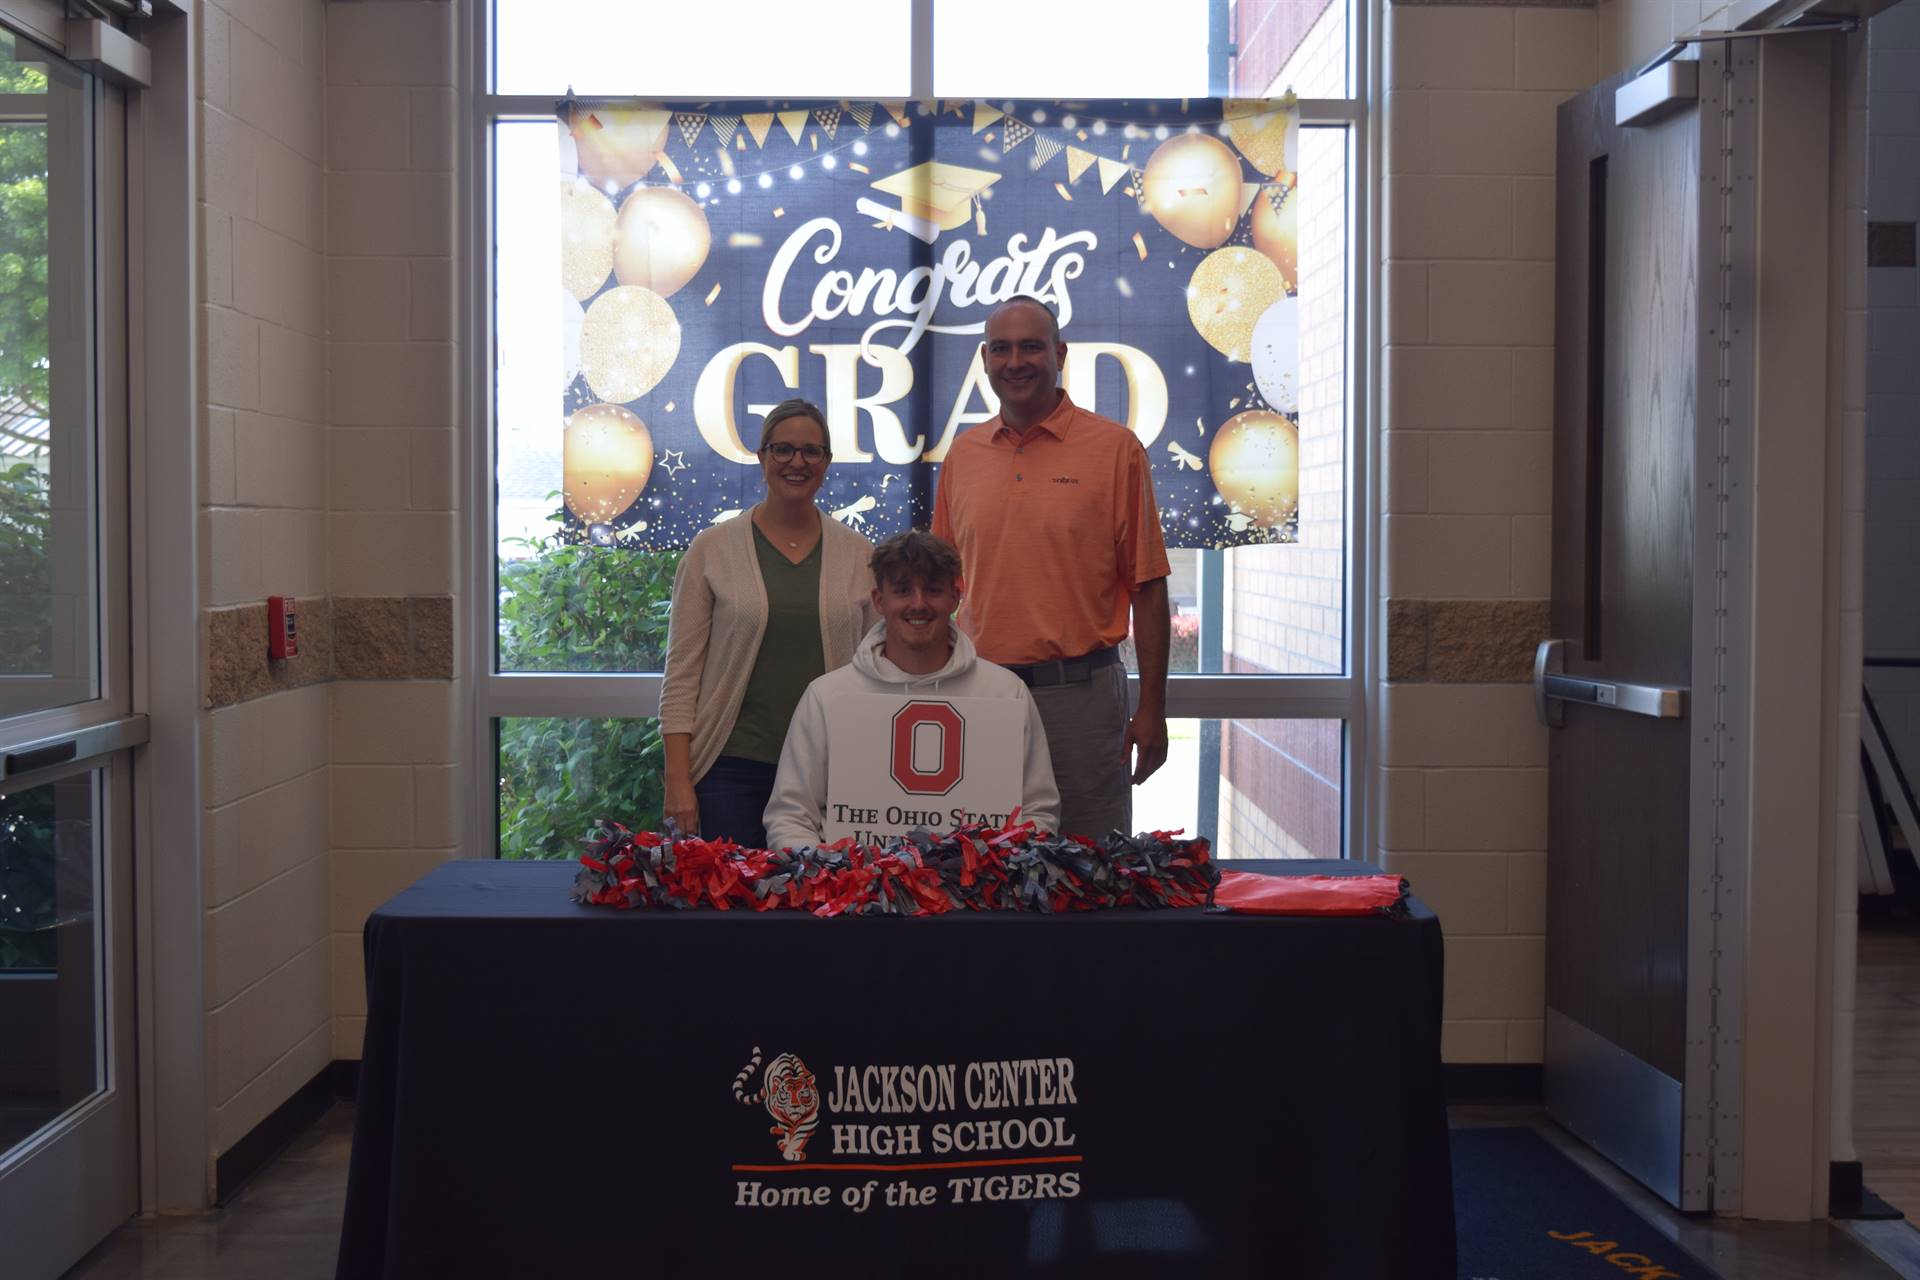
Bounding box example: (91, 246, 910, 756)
(743, 112, 774, 147)
(1237, 182, 1262, 220)
(1097, 156, 1130, 193)
(813, 106, 842, 139)
(1129, 166, 1147, 207)
(848, 103, 873, 131)
(1065, 145, 1097, 183)
(1001, 118, 1034, 153)
(1030, 135, 1063, 171)
(881, 101, 911, 128)
(777, 109, 809, 145)
(972, 103, 1004, 134)
(708, 115, 740, 149)
(673, 112, 707, 148)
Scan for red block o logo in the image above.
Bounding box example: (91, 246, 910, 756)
(890, 702, 965, 795)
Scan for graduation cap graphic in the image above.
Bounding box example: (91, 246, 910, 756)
(854, 161, 1001, 244)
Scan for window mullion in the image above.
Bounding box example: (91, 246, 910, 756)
(910, 0, 933, 103)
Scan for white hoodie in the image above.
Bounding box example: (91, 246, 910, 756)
(762, 620, 1061, 849)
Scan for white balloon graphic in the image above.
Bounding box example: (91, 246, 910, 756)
(561, 291, 584, 390)
(1251, 296, 1300, 415)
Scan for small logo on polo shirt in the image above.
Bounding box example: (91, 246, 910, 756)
(1050, 476, 1079, 485)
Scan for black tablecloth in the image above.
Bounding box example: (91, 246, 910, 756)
(337, 859, 1453, 1279)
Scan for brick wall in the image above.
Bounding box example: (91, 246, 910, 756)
(1217, 0, 1349, 860)
(1234, 0, 1340, 96)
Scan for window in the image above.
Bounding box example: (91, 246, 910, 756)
(474, 0, 1369, 860)
(0, 30, 97, 717)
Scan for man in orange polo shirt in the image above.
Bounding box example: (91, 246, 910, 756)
(932, 295, 1171, 837)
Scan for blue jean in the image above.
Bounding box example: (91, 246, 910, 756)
(693, 755, 778, 848)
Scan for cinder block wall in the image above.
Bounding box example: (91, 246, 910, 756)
(194, 0, 463, 1155)
(197, 0, 333, 1156)
(1379, 3, 1595, 1063)
(322, 0, 463, 1064)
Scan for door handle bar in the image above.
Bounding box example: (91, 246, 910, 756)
(0, 714, 150, 788)
(1534, 640, 1687, 727)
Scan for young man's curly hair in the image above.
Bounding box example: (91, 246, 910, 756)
(869, 530, 963, 591)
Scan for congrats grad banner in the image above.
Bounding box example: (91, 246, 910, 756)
(554, 97, 1303, 551)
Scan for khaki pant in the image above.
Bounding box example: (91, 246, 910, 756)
(1029, 663, 1131, 838)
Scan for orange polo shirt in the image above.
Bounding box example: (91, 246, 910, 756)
(932, 393, 1171, 666)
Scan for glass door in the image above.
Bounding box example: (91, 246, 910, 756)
(0, 23, 144, 1278)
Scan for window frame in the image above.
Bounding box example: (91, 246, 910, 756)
(463, 0, 1375, 858)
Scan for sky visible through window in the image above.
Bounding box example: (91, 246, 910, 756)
(492, 0, 1209, 99)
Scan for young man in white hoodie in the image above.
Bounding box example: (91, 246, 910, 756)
(762, 530, 1061, 849)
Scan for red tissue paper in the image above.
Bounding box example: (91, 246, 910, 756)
(1212, 872, 1408, 917)
(570, 813, 1221, 917)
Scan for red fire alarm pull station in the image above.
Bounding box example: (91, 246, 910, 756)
(268, 596, 298, 659)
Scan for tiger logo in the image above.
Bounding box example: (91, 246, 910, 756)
(732, 1046, 820, 1162)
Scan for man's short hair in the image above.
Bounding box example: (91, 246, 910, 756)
(987, 295, 1060, 343)
(870, 530, 963, 590)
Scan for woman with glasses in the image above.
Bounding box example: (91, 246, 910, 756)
(660, 398, 876, 847)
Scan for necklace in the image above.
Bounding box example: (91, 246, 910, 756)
(756, 504, 811, 551)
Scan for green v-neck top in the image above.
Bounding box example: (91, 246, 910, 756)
(719, 523, 827, 764)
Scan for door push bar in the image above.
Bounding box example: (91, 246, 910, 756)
(1533, 640, 1687, 728)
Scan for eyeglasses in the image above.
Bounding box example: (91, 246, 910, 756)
(764, 442, 828, 463)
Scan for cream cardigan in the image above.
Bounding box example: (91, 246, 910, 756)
(660, 510, 877, 783)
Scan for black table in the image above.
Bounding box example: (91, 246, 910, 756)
(337, 859, 1453, 1279)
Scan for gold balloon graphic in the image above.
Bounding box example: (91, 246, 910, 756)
(1208, 411, 1300, 529)
(1141, 133, 1245, 250)
(579, 285, 681, 403)
(612, 185, 712, 299)
(570, 107, 670, 193)
(1223, 101, 1296, 179)
(564, 403, 655, 525)
(560, 180, 616, 301)
(1187, 248, 1287, 363)
(1251, 185, 1298, 293)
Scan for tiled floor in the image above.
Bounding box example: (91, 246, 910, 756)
(64, 1105, 349, 1280)
(1453, 1106, 1919, 1280)
(60, 1102, 1920, 1280)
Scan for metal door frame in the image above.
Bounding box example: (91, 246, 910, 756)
(0, 18, 148, 1274)
(1681, 37, 1755, 1217)
(0, 741, 144, 1279)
